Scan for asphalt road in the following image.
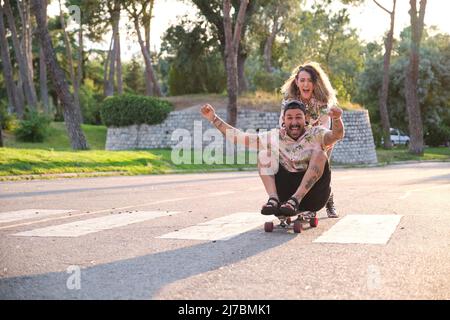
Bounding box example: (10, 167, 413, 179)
(0, 162, 449, 299)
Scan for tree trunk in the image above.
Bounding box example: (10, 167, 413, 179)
(4, 0, 37, 108)
(32, 0, 88, 150)
(39, 0, 49, 113)
(263, 11, 281, 73)
(374, 0, 396, 149)
(77, 16, 83, 88)
(103, 33, 113, 96)
(143, 0, 161, 96)
(40, 45, 50, 113)
(223, 0, 248, 127)
(237, 47, 248, 94)
(58, 0, 81, 122)
(405, 0, 426, 155)
(0, 3, 24, 117)
(133, 15, 161, 97)
(115, 23, 123, 94)
(106, 3, 120, 97)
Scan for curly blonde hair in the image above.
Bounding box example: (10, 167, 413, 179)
(280, 61, 337, 107)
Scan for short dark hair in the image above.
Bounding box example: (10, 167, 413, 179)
(283, 100, 306, 116)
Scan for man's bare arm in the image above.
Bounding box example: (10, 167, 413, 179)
(200, 104, 260, 149)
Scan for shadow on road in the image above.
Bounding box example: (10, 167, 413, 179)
(0, 229, 294, 299)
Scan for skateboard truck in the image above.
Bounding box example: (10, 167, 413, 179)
(264, 211, 319, 233)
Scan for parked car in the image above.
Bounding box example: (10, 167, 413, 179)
(382, 128, 410, 146)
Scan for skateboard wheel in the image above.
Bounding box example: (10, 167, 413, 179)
(310, 217, 319, 228)
(264, 222, 274, 232)
(293, 221, 302, 233)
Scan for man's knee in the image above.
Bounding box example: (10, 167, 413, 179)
(311, 150, 328, 163)
(308, 150, 327, 176)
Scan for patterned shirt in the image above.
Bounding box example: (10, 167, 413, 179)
(258, 126, 329, 173)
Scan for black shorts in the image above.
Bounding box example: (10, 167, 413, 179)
(275, 162, 331, 212)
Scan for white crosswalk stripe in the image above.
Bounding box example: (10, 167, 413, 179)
(313, 214, 402, 244)
(12, 211, 180, 237)
(0, 209, 75, 224)
(158, 212, 269, 241)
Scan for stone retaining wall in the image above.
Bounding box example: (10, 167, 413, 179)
(105, 109, 378, 164)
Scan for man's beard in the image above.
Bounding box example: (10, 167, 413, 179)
(286, 124, 305, 140)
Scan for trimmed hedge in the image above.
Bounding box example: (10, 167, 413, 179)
(100, 94, 173, 127)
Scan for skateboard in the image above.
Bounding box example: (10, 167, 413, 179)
(264, 212, 319, 233)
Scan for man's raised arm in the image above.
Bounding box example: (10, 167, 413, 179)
(200, 104, 260, 149)
(323, 106, 345, 147)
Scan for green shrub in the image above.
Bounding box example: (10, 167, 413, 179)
(80, 85, 103, 125)
(14, 109, 51, 142)
(424, 125, 450, 147)
(100, 94, 173, 127)
(0, 100, 17, 130)
(252, 69, 287, 92)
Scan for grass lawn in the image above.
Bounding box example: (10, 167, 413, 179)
(376, 146, 450, 164)
(1, 121, 449, 180)
(0, 122, 257, 180)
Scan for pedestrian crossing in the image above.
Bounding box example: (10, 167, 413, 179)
(12, 211, 180, 238)
(1, 208, 403, 244)
(0, 209, 75, 224)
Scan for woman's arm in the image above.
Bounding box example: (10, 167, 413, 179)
(200, 104, 260, 149)
(323, 106, 344, 147)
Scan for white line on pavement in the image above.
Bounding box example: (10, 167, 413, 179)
(0, 192, 237, 231)
(313, 214, 402, 245)
(158, 212, 269, 241)
(12, 211, 180, 237)
(0, 209, 75, 224)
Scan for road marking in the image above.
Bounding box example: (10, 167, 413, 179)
(0, 209, 75, 224)
(0, 191, 238, 231)
(398, 184, 450, 199)
(313, 214, 402, 245)
(12, 211, 180, 238)
(158, 212, 268, 241)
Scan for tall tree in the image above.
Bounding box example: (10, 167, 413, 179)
(191, 0, 255, 95)
(374, 0, 396, 149)
(405, 0, 427, 155)
(0, 2, 24, 117)
(223, 0, 248, 126)
(3, 0, 37, 108)
(104, 0, 121, 96)
(31, 0, 88, 150)
(58, 0, 81, 120)
(126, 0, 162, 97)
(16, 0, 34, 84)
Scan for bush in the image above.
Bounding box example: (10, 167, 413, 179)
(0, 100, 17, 130)
(14, 109, 51, 142)
(79, 85, 103, 125)
(252, 69, 287, 92)
(100, 94, 173, 127)
(424, 125, 450, 147)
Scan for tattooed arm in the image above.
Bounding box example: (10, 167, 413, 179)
(200, 104, 260, 149)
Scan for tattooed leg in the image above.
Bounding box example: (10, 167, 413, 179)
(258, 150, 278, 200)
(290, 150, 328, 204)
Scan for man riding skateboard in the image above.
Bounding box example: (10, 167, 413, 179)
(200, 100, 344, 218)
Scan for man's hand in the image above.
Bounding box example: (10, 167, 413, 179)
(328, 105, 343, 120)
(200, 104, 216, 122)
